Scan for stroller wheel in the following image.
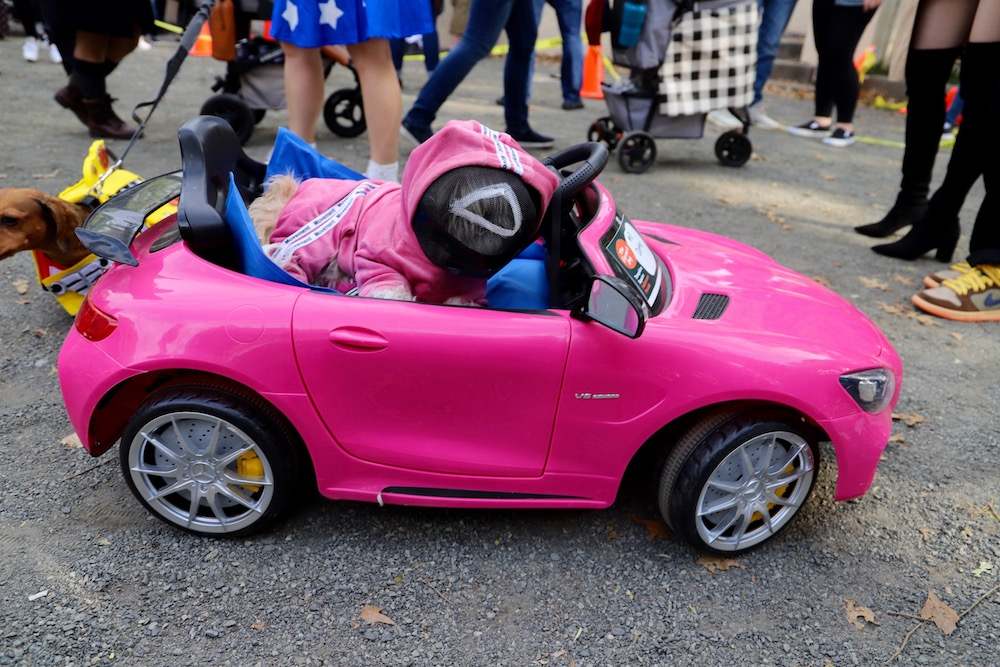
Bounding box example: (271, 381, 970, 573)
(715, 131, 752, 168)
(588, 116, 622, 151)
(252, 109, 267, 125)
(323, 88, 367, 138)
(618, 131, 657, 174)
(200, 94, 255, 145)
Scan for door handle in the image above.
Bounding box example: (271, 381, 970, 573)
(328, 327, 389, 351)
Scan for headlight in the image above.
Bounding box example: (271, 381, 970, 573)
(839, 369, 895, 414)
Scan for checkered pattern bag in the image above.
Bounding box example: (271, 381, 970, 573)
(661, 1, 758, 117)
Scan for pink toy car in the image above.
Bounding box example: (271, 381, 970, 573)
(58, 118, 901, 554)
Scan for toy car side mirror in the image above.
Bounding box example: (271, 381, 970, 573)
(582, 275, 649, 338)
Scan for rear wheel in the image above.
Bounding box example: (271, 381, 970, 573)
(587, 116, 622, 150)
(119, 388, 301, 537)
(658, 411, 819, 554)
(200, 94, 256, 145)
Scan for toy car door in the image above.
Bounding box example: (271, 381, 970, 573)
(292, 294, 571, 477)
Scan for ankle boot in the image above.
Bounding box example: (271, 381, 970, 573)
(871, 216, 960, 262)
(82, 95, 136, 139)
(855, 193, 928, 238)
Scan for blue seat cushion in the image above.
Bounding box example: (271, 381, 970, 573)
(265, 127, 364, 182)
(486, 243, 549, 310)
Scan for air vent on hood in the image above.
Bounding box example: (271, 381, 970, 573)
(692, 293, 729, 320)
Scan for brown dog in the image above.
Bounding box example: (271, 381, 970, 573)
(0, 188, 91, 268)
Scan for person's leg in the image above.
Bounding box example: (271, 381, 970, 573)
(502, 0, 539, 135)
(390, 37, 405, 73)
(554, 0, 583, 106)
(828, 6, 875, 129)
(11, 0, 39, 38)
(810, 0, 834, 124)
(403, 0, 513, 135)
(423, 28, 440, 72)
(347, 39, 402, 179)
(281, 43, 325, 144)
(753, 0, 798, 106)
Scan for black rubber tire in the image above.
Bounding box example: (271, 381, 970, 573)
(118, 387, 303, 538)
(617, 131, 657, 174)
(657, 409, 820, 555)
(714, 130, 753, 167)
(587, 116, 622, 151)
(252, 108, 267, 125)
(199, 93, 256, 145)
(323, 88, 367, 138)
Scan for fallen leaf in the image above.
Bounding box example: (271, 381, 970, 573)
(950, 332, 963, 342)
(892, 412, 925, 428)
(606, 525, 620, 542)
(630, 516, 671, 541)
(811, 275, 832, 287)
(919, 591, 958, 635)
(392, 574, 404, 585)
(892, 274, 915, 286)
(359, 604, 395, 626)
(972, 561, 992, 578)
(32, 328, 47, 338)
(13, 279, 29, 295)
(888, 433, 906, 445)
(911, 313, 941, 327)
(696, 555, 743, 574)
(918, 527, 933, 541)
(845, 598, 878, 629)
(31, 168, 61, 179)
(16, 298, 31, 305)
(879, 302, 906, 316)
(60, 433, 82, 449)
(95, 537, 111, 546)
(250, 620, 266, 631)
(859, 276, 890, 291)
(961, 526, 974, 542)
(822, 174, 836, 181)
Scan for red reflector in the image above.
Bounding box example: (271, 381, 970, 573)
(75, 296, 117, 341)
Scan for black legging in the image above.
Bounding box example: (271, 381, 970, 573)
(811, 0, 876, 124)
(12, 0, 41, 39)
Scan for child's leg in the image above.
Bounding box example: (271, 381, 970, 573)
(281, 42, 324, 144)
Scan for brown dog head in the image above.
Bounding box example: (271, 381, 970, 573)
(0, 188, 90, 268)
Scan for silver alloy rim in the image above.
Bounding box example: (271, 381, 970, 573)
(695, 431, 815, 551)
(128, 411, 274, 534)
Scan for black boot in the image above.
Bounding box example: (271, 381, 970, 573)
(855, 193, 928, 238)
(871, 215, 960, 262)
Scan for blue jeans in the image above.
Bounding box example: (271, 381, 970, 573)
(945, 88, 964, 125)
(404, 0, 538, 134)
(533, 0, 583, 104)
(754, 0, 799, 105)
(391, 30, 440, 73)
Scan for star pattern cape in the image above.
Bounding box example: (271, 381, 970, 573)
(270, 0, 434, 47)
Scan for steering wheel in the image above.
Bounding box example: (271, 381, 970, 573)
(543, 142, 609, 208)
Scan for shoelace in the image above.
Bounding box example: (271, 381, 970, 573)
(942, 265, 1000, 296)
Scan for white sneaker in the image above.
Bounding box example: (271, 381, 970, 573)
(749, 103, 781, 129)
(138, 36, 153, 51)
(47, 41, 62, 64)
(22, 37, 39, 63)
(707, 109, 742, 129)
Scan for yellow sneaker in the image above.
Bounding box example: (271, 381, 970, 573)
(912, 264, 1000, 322)
(922, 261, 972, 289)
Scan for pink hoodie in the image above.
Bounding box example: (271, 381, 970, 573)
(267, 120, 559, 303)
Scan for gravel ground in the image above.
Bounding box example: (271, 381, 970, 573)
(1, 38, 998, 667)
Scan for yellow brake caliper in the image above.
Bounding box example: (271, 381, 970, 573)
(751, 464, 794, 523)
(235, 451, 264, 494)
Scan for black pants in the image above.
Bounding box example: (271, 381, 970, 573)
(812, 0, 876, 123)
(12, 0, 41, 38)
(960, 42, 1000, 264)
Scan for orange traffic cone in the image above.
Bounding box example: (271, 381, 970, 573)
(190, 22, 213, 57)
(580, 44, 604, 100)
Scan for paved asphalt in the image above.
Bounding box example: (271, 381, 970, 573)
(0, 37, 997, 666)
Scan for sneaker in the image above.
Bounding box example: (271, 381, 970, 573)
(47, 41, 62, 63)
(787, 120, 831, 138)
(400, 119, 432, 148)
(923, 261, 971, 289)
(22, 36, 39, 62)
(823, 127, 856, 147)
(912, 265, 1000, 322)
(748, 102, 780, 129)
(505, 126, 554, 149)
(562, 99, 585, 111)
(707, 109, 742, 129)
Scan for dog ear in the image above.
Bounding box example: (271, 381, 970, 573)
(33, 197, 85, 256)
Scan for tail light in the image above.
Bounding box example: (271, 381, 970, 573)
(75, 296, 117, 341)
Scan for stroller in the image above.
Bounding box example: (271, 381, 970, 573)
(199, 0, 365, 145)
(588, 0, 757, 173)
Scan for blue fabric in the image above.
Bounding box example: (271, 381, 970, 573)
(404, 0, 538, 135)
(946, 89, 964, 125)
(487, 242, 549, 310)
(225, 174, 313, 288)
(525, 0, 583, 105)
(753, 0, 800, 105)
(270, 0, 434, 48)
(265, 127, 364, 182)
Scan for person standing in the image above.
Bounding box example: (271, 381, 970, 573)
(787, 0, 881, 147)
(270, 0, 433, 182)
(748, 0, 799, 127)
(12, 0, 61, 63)
(401, 0, 554, 149)
(535, 0, 584, 111)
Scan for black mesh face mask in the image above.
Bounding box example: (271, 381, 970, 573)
(413, 166, 542, 278)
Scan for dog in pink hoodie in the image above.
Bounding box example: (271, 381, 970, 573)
(249, 121, 559, 304)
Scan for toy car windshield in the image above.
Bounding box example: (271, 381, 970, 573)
(76, 172, 182, 266)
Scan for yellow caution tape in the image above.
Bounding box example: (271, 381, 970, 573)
(403, 36, 564, 62)
(154, 19, 184, 35)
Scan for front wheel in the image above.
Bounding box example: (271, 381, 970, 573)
(617, 131, 657, 174)
(658, 411, 819, 554)
(119, 388, 301, 537)
(715, 130, 753, 167)
(587, 116, 622, 151)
